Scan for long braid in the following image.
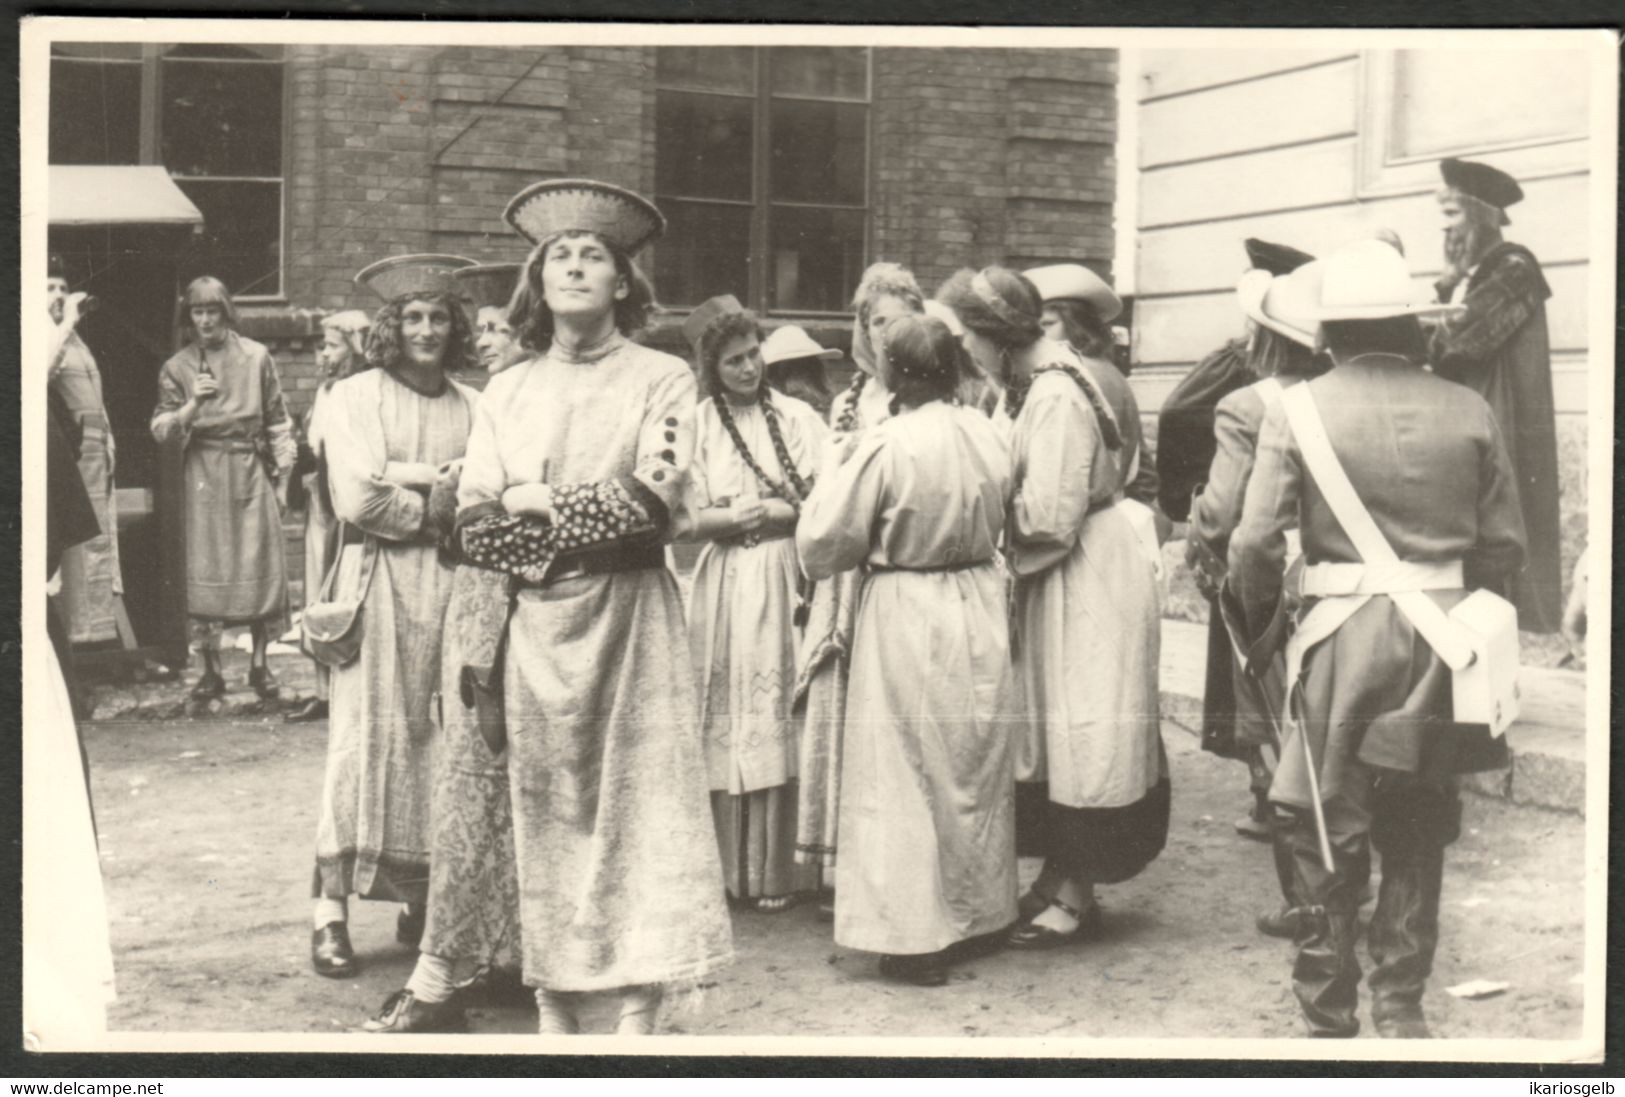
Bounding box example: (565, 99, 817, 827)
(833, 371, 868, 433)
(714, 393, 810, 506)
(1005, 362, 1123, 451)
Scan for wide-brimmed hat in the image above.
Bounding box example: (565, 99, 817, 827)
(1244, 238, 1316, 277)
(355, 254, 476, 302)
(761, 323, 841, 366)
(504, 179, 666, 257)
(1303, 240, 1465, 322)
(682, 294, 746, 356)
(1440, 158, 1522, 224)
(1023, 263, 1123, 324)
(454, 263, 522, 312)
(1236, 265, 1321, 349)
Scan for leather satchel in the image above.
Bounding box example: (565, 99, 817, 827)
(302, 534, 379, 669)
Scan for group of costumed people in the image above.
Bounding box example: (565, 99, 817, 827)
(254, 175, 1173, 1035)
(54, 149, 1557, 1041)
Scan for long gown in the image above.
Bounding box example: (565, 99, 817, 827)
(1005, 363, 1169, 884)
(150, 331, 296, 625)
(797, 400, 1018, 956)
(313, 367, 476, 905)
(456, 334, 732, 991)
(792, 374, 892, 870)
(682, 392, 825, 901)
(51, 329, 122, 644)
(302, 383, 341, 702)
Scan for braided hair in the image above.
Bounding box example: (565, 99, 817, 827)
(833, 371, 868, 432)
(698, 310, 812, 505)
(1005, 362, 1123, 451)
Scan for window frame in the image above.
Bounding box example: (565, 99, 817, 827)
(49, 41, 291, 302)
(653, 46, 873, 317)
(1355, 49, 1590, 200)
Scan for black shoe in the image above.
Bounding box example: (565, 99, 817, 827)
(360, 990, 466, 1034)
(878, 952, 949, 987)
(1256, 904, 1305, 940)
(397, 906, 426, 948)
(1373, 1000, 1433, 1038)
(1006, 897, 1101, 950)
(248, 665, 281, 700)
(312, 922, 359, 979)
(285, 697, 329, 723)
(190, 671, 226, 701)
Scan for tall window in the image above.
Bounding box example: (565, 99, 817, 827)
(49, 42, 287, 299)
(654, 47, 870, 313)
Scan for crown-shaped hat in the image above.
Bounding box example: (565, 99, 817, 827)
(453, 263, 522, 312)
(354, 254, 477, 303)
(682, 294, 747, 355)
(1244, 238, 1316, 277)
(1022, 263, 1123, 323)
(1440, 158, 1522, 225)
(504, 179, 666, 257)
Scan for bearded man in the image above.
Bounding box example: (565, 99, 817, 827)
(1426, 157, 1562, 633)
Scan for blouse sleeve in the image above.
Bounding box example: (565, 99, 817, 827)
(795, 430, 889, 581)
(150, 356, 195, 448)
(258, 347, 298, 476)
(454, 381, 510, 528)
(325, 379, 429, 542)
(1009, 380, 1097, 574)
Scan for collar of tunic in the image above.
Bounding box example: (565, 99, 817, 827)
(549, 330, 627, 365)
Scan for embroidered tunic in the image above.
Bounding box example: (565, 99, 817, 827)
(456, 336, 732, 991)
(150, 332, 296, 623)
(798, 401, 1018, 954)
(313, 368, 477, 904)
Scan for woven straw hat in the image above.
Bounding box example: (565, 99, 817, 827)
(504, 179, 666, 256)
(354, 254, 476, 302)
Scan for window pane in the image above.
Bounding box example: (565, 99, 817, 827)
(770, 99, 866, 206)
(1392, 50, 1588, 159)
(653, 201, 751, 309)
(50, 59, 142, 164)
(164, 43, 285, 61)
(769, 206, 865, 312)
(177, 179, 282, 297)
(654, 47, 754, 94)
(161, 57, 284, 177)
(655, 91, 754, 201)
(770, 48, 868, 100)
(52, 43, 143, 60)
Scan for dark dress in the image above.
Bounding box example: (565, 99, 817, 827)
(1154, 338, 1254, 522)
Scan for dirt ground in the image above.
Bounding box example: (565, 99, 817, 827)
(81, 703, 1588, 1046)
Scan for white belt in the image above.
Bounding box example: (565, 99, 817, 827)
(1299, 559, 1463, 599)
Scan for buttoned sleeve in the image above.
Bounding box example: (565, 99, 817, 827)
(1227, 401, 1301, 642)
(672, 400, 715, 541)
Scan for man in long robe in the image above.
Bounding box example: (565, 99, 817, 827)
(1427, 157, 1563, 633)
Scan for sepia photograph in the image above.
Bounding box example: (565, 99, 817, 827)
(17, 17, 1615, 1062)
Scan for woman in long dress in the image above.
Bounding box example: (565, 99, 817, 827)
(797, 311, 1017, 987)
(455, 180, 731, 1036)
(287, 309, 372, 724)
(150, 277, 297, 702)
(308, 255, 479, 1007)
(370, 262, 531, 1033)
(942, 266, 1168, 949)
(794, 262, 926, 898)
(677, 295, 825, 913)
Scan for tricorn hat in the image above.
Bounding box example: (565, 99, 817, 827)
(1243, 238, 1316, 277)
(355, 253, 477, 303)
(1440, 158, 1522, 225)
(454, 263, 522, 312)
(761, 323, 841, 367)
(1236, 266, 1320, 349)
(682, 294, 747, 356)
(504, 179, 666, 257)
(1022, 263, 1123, 324)
(1303, 239, 1464, 323)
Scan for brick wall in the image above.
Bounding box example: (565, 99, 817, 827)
(246, 45, 1118, 599)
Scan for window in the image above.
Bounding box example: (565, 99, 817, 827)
(48, 42, 287, 299)
(1357, 48, 1589, 197)
(654, 47, 870, 313)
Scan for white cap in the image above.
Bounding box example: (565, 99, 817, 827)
(760, 324, 841, 366)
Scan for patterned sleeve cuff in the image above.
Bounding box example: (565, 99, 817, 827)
(460, 512, 558, 584)
(454, 499, 507, 536)
(550, 479, 660, 554)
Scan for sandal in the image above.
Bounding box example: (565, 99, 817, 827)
(1017, 887, 1053, 924)
(1005, 896, 1102, 951)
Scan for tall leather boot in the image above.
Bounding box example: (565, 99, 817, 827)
(1367, 842, 1444, 1038)
(1287, 821, 1368, 1038)
(1257, 809, 1304, 939)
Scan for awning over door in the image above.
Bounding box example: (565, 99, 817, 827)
(49, 165, 205, 227)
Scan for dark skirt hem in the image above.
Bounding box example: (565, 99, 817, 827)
(1015, 777, 1172, 885)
